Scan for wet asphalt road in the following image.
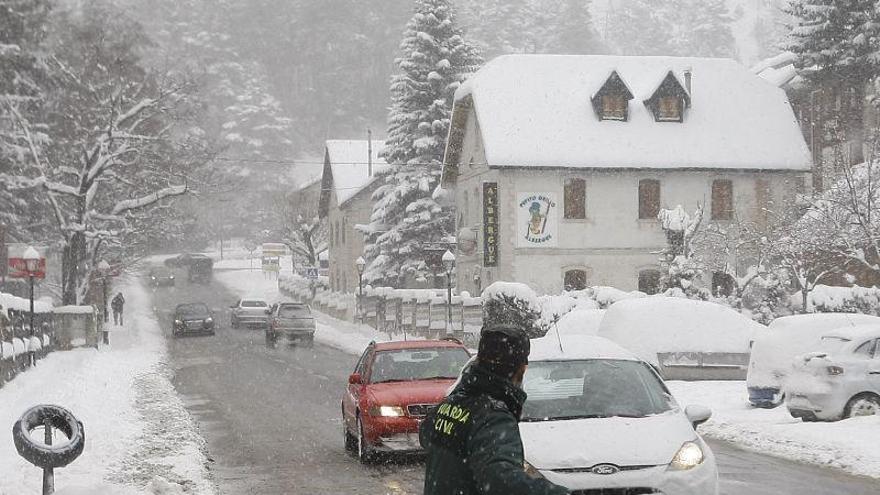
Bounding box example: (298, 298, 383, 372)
(149, 270, 880, 495)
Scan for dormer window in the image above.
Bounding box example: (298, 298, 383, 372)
(591, 70, 634, 121)
(645, 71, 691, 123)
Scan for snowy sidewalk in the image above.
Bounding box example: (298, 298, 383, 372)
(215, 269, 401, 355)
(669, 381, 880, 480)
(0, 276, 213, 495)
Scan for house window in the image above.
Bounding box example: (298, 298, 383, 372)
(711, 180, 733, 220)
(712, 272, 735, 297)
(638, 269, 661, 295)
(564, 269, 588, 291)
(564, 178, 586, 219)
(638, 179, 661, 219)
(658, 96, 681, 121)
(341, 218, 347, 246)
(601, 94, 626, 120)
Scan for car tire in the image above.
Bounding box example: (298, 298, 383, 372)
(356, 415, 374, 464)
(13, 405, 85, 469)
(231, 317, 238, 329)
(304, 335, 315, 348)
(844, 393, 880, 419)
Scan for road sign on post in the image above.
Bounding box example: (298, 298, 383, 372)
(304, 267, 319, 280)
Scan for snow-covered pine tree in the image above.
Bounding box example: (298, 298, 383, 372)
(606, 0, 677, 56)
(786, 0, 880, 85)
(362, 0, 481, 287)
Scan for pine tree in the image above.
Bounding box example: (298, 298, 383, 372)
(606, 0, 677, 56)
(362, 0, 481, 287)
(544, 0, 605, 54)
(676, 0, 737, 58)
(785, 0, 880, 85)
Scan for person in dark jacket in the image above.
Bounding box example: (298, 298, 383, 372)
(420, 323, 569, 495)
(111, 292, 125, 326)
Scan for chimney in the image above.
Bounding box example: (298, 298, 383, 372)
(367, 128, 373, 177)
(684, 68, 692, 95)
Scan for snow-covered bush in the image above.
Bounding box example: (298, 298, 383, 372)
(798, 284, 880, 316)
(481, 282, 547, 337)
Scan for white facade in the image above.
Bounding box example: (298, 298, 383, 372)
(442, 55, 813, 296)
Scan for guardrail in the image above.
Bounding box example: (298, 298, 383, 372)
(278, 274, 483, 347)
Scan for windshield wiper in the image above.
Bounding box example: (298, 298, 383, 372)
(419, 375, 456, 380)
(372, 379, 411, 384)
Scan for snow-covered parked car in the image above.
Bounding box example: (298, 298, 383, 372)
(520, 335, 718, 494)
(785, 325, 880, 421)
(597, 298, 764, 380)
(554, 308, 606, 337)
(747, 313, 880, 408)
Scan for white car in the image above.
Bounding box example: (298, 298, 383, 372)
(785, 325, 880, 421)
(520, 335, 718, 495)
(230, 297, 270, 329)
(747, 313, 880, 408)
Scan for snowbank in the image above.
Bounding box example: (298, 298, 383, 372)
(553, 308, 606, 337)
(0, 277, 213, 494)
(748, 313, 880, 388)
(669, 380, 880, 479)
(597, 297, 763, 366)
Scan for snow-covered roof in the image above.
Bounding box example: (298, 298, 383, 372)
(323, 140, 389, 207)
(751, 52, 802, 89)
(821, 324, 880, 341)
(448, 55, 811, 172)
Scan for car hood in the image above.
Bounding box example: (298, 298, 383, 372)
(366, 379, 455, 406)
(177, 314, 210, 320)
(521, 411, 695, 470)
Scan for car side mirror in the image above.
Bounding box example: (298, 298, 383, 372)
(348, 373, 362, 385)
(685, 405, 712, 429)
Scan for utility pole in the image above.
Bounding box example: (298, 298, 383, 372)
(367, 128, 373, 177)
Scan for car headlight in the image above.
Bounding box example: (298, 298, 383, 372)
(169, 275, 174, 280)
(151, 276, 156, 280)
(205, 317, 213, 324)
(523, 461, 546, 479)
(174, 319, 183, 326)
(369, 406, 405, 417)
(669, 441, 704, 470)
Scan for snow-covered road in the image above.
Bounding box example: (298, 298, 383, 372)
(0, 276, 213, 495)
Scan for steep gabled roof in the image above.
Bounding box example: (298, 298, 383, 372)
(643, 70, 691, 110)
(590, 70, 634, 119)
(444, 55, 812, 174)
(319, 140, 389, 216)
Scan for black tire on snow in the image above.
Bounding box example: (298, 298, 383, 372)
(13, 404, 85, 468)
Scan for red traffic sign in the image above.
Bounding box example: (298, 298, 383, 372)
(8, 257, 46, 279)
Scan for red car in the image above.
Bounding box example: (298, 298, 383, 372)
(342, 339, 471, 463)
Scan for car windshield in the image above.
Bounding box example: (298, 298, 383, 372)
(521, 359, 674, 421)
(278, 305, 310, 318)
(241, 300, 267, 308)
(177, 304, 209, 316)
(369, 348, 470, 383)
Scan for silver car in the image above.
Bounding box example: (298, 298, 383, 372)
(266, 303, 315, 347)
(785, 325, 880, 421)
(230, 298, 270, 329)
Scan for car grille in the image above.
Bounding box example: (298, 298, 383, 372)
(407, 404, 436, 418)
(571, 489, 659, 495)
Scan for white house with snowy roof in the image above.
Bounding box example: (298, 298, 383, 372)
(440, 54, 813, 295)
(319, 139, 389, 293)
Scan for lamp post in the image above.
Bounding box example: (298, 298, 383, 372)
(355, 257, 366, 324)
(441, 250, 455, 339)
(473, 269, 482, 295)
(22, 247, 40, 367)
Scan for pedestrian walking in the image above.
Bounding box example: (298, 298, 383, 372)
(419, 322, 569, 495)
(111, 292, 125, 326)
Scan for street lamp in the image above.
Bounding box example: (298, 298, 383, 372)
(442, 250, 455, 338)
(97, 260, 111, 326)
(355, 256, 366, 324)
(22, 247, 40, 367)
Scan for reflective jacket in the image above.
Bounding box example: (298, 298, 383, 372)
(420, 362, 569, 495)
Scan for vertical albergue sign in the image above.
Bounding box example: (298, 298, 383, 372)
(483, 182, 498, 267)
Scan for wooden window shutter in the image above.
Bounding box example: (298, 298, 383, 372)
(711, 180, 733, 220)
(564, 178, 586, 219)
(638, 179, 661, 219)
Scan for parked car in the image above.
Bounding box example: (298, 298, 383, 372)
(785, 325, 880, 421)
(747, 313, 880, 408)
(266, 302, 316, 347)
(597, 297, 763, 380)
(172, 303, 215, 337)
(230, 298, 270, 329)
(520, 334, 718, 495)
(187, 256, 213, 284)
(342, 339, 471, 463)
(148, 267, 175, 287)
